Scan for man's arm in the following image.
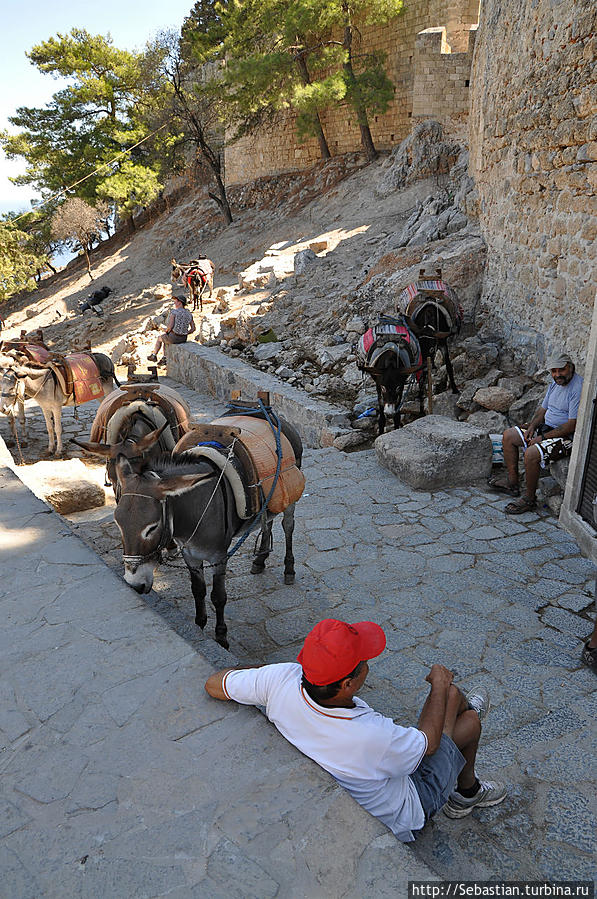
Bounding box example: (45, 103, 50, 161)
(541, 418, 576, 440)
(417, 664, 454, 755)
(204, 665, 264, 701)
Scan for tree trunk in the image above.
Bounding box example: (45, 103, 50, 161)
(128, 215, 136, 233)
(343, 24, 378, 162)
(47, 261, 57, 274)
(208, 167, 233, 225)
(295, 54, 331, 160)
(83, 245, 93, 280)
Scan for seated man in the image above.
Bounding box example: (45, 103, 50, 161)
(205, 618, 507, 841)
(489, 352, 583, 515)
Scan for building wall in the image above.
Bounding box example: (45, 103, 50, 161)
(468, 0, 597, 366)
(224, 0, 480, 185)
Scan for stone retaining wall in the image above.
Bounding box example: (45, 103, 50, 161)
(469, 0, 597, 366)
(166, 343, 351, 448)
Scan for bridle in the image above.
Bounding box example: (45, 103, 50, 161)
(120, 492, 173, 567)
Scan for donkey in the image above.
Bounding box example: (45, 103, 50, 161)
(171, 258, 214, 312)
(0, 362, 27, 446)
(400, 270, 463, 395)
(0, 353, 118, 455)
(112, 417, 303, 650)
(355, 315, 423, 435)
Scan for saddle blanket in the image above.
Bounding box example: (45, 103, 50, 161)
(356, 317, 422, 374)
(50, 353, 104, 404)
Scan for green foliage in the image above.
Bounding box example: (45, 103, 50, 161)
(1, 28, 172, 220)
(0, 218, 47, 301)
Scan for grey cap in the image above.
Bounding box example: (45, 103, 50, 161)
(546, 352, 573, 370)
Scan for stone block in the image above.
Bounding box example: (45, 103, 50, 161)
(21, 460, 106, 514)
(473, 385, 518, 412)
(374, 415, 492, 490)
(466, 409, 508, 432)
(509, 383, 547, 425)
(253, 342, 283, 362)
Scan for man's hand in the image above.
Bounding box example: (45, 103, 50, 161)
(425, 664, 454, 689)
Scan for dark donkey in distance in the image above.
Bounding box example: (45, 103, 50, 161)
(399, 269, 463, 396)
(355, 314, 423, 434)
(112, 412, 304, 649)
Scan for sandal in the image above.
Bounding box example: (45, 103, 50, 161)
(505, 496, 536, 515)
(488, 475, 520, 497)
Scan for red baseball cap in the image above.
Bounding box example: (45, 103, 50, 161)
(297, 619, 386, 685)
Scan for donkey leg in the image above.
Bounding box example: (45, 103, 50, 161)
(394, 381, 405, 430)
(251, 518, 274, 574)
(444, 343, 459, 394)
(40, 405, 56, 454)
(211, 563, 229, 649)
(282, 505, 296, 585)
(376, 384, 386, 436)
(187, 561, 208, 630)
(53, 405, 64, 455)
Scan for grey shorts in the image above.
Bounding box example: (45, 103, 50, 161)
(163, 332, 188, 345)
(410, 734, 466, 823)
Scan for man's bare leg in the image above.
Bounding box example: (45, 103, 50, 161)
(522, 444, 542, 503)
(442, 686, 481, 791)
(502, 427, 525, 486)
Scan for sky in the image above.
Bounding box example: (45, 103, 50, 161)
(0, 0, 196, 214)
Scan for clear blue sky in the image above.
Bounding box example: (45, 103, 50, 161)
(1, 0, 196, 213)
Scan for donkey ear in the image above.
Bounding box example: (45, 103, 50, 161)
(152, 471, 215, 499)
(71, 437, 113, 458)
(129, 423, 169, 455)
(115, 454, 135, 481)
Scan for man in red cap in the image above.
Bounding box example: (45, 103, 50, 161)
(205, 619, 506, 841)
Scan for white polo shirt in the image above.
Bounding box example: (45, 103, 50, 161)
(223, 662, 427, 841)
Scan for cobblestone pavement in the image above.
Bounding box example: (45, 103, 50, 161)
(2, 379, 596, 882)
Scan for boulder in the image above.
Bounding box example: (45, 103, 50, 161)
(253, 341, 283, 362)
(473, 386, 517, 412)
(509, 383, 546, 425)
(197, 315, 223, 344)
(22, 460, 105, 514)
(345, 316, 367, 337)
(333, 430, 370, 451)
(342, 362, 364, 388)
(308, 239, 329, 254)
(497, 376, 528, 400)
(550, 457, 570, 491)
(153, 284, 172, 299)
(375, 415, 492, 490)
(466, 409, 508, 433)
(111, 337, 130, 365)
(316, 343, 352, 371)
(294, 249, 317, 275)
(431, 391, 460, 420)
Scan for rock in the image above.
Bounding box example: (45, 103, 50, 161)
(473, 386, 517, 412)
(342, 362, 364, 388)
(253, 342, 283, 362)
(110, 338, 130, 365)
(538, 476, 561, 499)
(550, 457, 570, 491)
(308, 239, 329, 254)
(294, 249, 317, 275)
(153, 283, 172, 299)
(275, 365, 295, 379)
(316, 344, 352, 371)
(431, 391, 460, 419)
(467, 410, 508, 432)
(22, 460, 105, 514)
(497, 376, 527, 400)
(509, 383, 546, 425)
(375, 415, 492, 489)
(333, 430, 370, 451)
(197, 315, 222, 344)
(345, 316, 367, 336)
(546, 494, 563, 517)
(456, 383, 483, 413)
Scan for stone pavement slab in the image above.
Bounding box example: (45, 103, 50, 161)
(2, 376, 596, 888)
(0, 464, 437, 897)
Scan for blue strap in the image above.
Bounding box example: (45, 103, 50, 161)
(225, 399, 283, 559)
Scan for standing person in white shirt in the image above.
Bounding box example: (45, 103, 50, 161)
(205, 619, 507, 840)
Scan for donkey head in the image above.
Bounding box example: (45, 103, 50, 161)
(113, 455, 213, 594)
(73, 423, 169, 494)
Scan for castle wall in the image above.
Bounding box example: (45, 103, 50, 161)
(224, 0, 480, 185)
(468, 0, 597, 366)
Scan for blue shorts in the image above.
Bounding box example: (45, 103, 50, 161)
(410, 734, 466, 822)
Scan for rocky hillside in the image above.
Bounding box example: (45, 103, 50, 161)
(1, 122, 559, 501)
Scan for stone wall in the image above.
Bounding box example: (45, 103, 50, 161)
(224, 0, 480, 185)
(468, 0, 597, 367)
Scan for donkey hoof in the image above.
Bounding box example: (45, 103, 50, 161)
(195, 615, 207, 630)
(284, 573, 295, 585)
(250, 562, 265, 575)
(215, 632, 229, 650)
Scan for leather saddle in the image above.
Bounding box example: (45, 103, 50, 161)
(173, 411, 305, 520)
(90, 383, 192, 448)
